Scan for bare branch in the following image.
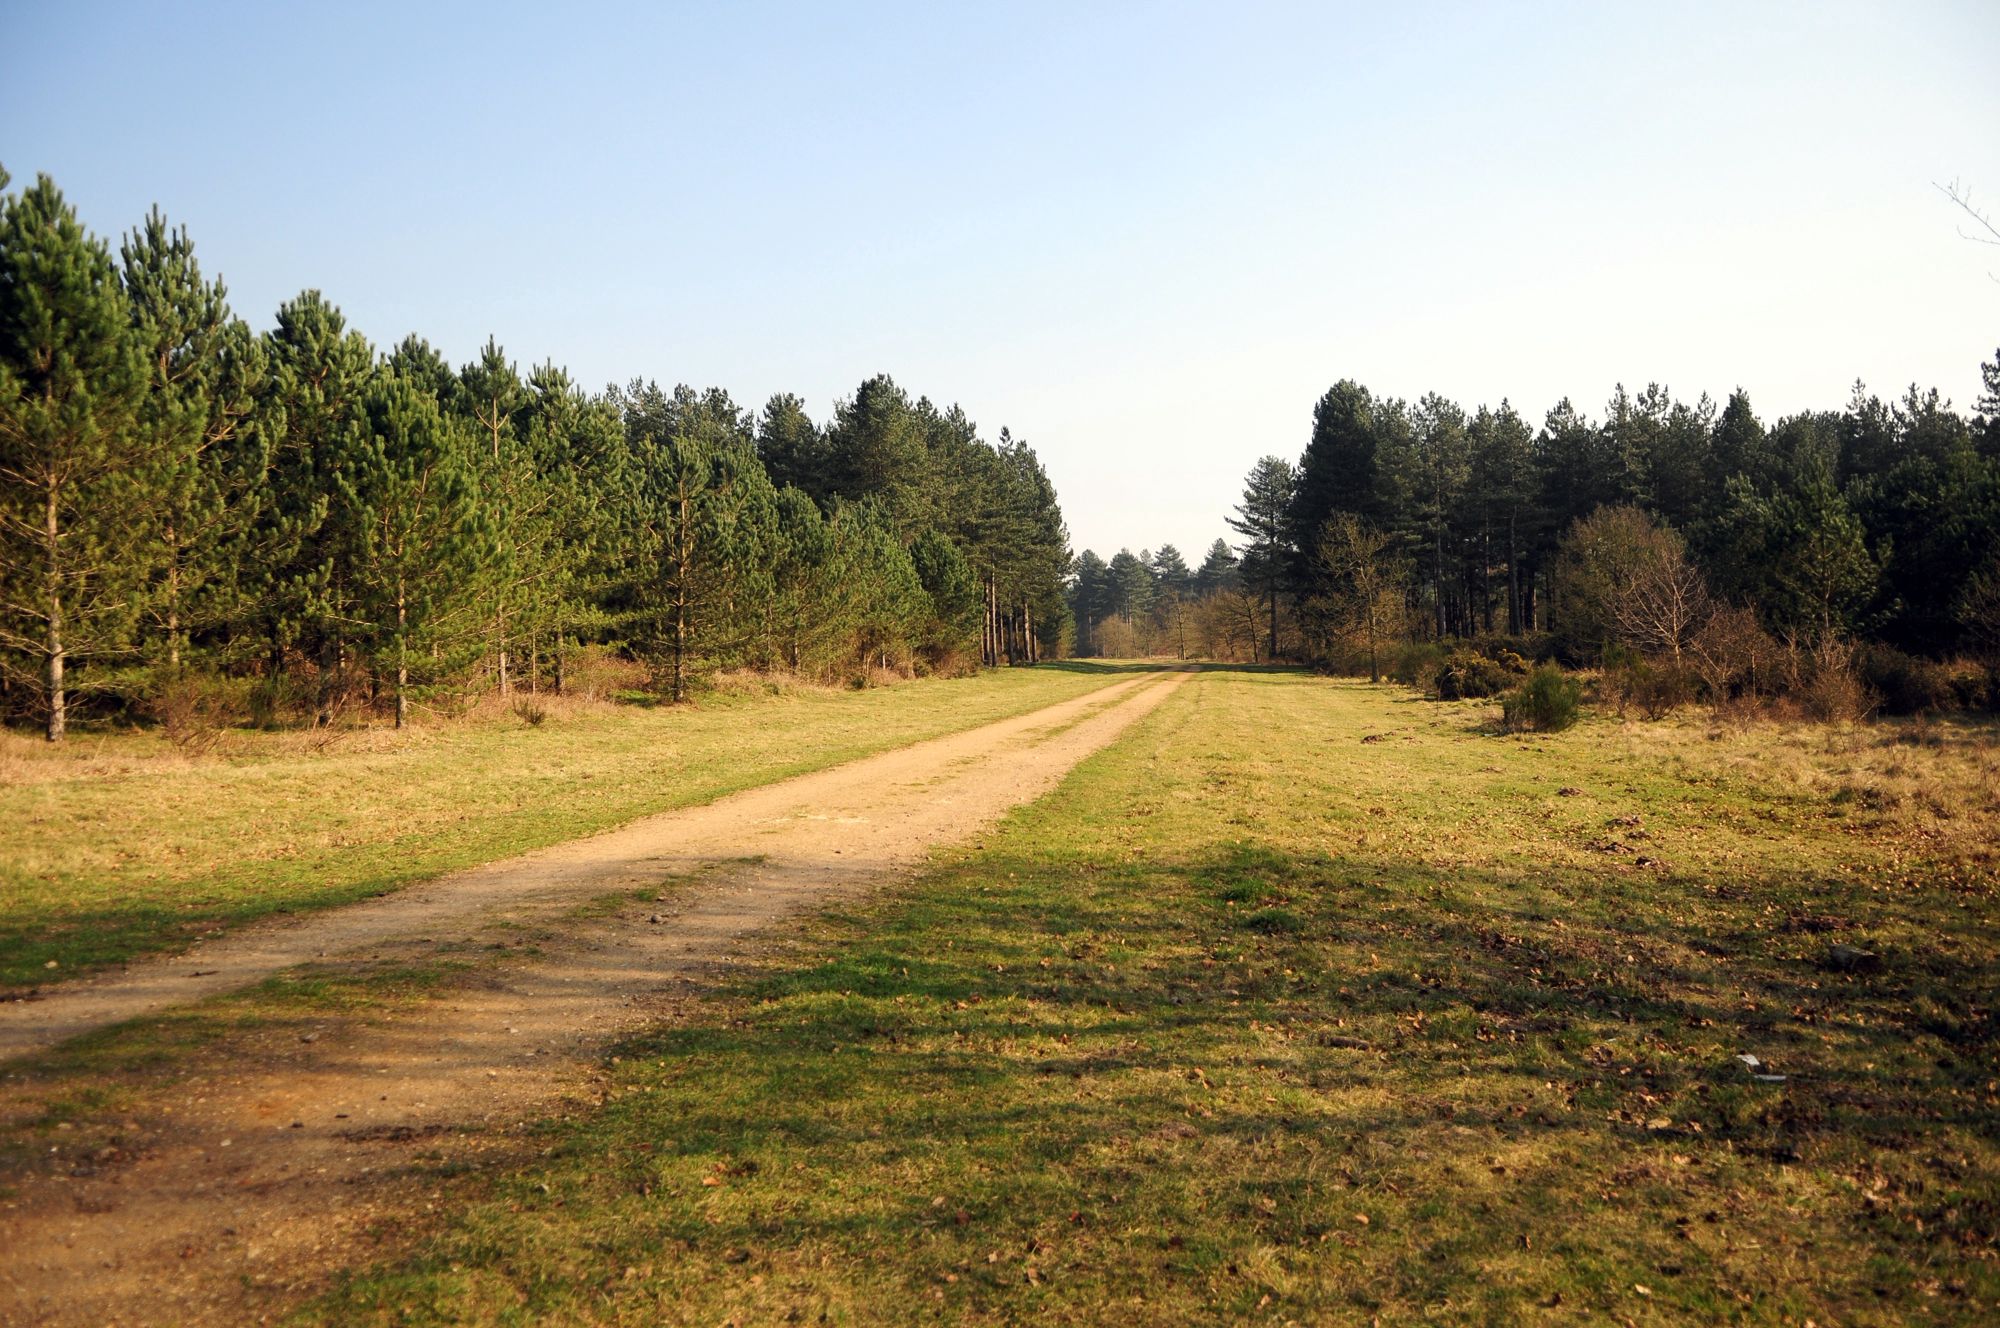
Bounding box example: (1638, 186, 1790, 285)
(1936, 178, 2000, 245)
(1937, 179, 2000, 283)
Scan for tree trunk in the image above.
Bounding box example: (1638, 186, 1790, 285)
(673, 591, 686, 704)
(1506, 509, 1521, 635)
(672, 486, 692, 703)
(165, 523, 183, 674)
(554, 641, 566, 696)
(1366, 600, 1380, 683)
(394, 577, 408, 729)
(1481, 519, 1493, 634)
(44, 485, 64, 743)
(1434, 524, 1446, 639)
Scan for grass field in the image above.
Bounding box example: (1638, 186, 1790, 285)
(283, 667, 2000, 1326)
(0, 665, 1131, 987)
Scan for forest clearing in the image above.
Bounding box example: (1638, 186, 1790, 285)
(3, 667, 1995, 1325)
(7, 6, 2000, 1325)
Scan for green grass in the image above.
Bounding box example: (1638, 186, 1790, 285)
(0, 664, 1134, 987)
(289, 669, 2000, 1326)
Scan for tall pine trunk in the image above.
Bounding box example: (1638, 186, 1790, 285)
(1480, 519, 1493, 634)
(1506, 508, 1521, 635)
(394, 575, 408, 728)
(1434, 523, 1446, 640)
(165, 521, 183, 674)
(44, 485, 65, 742)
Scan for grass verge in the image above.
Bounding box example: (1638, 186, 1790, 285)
(0, 663, 1136, 986)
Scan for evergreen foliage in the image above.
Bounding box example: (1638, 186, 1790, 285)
(1087, 354, 2000, 684)
(0, 175, 152, 739)
(0, 173, 1073, 736)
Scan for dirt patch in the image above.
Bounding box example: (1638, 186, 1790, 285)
(0, 668, 1188, 1326)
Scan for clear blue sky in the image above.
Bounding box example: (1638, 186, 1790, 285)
(5, 1, 1997, 561)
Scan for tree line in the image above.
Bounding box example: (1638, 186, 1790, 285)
(1080, 356, 2000, 701)
(0, 171, 1072, 741)
(1069, 540, 1264, 661)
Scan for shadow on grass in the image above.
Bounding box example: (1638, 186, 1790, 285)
(368, 838, 1993, 1324)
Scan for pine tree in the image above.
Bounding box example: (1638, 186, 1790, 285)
(836, 501, 928, 670)
(120, 208, 269, 675)
(1069, 549, 1110, 655)
(0, 174, 152, 740)
(457, 338, 534, 695)
(1194, 538, 1239, 595)
(756, 392, 825, 497)
(1107, 549, 1154, 623)
(517, 364, 626, 691)
(824, 374, 930, 539)
(254, 291, 375, 701)
(1403, 394, 1468, 636)
(1291, 379, 1382, 556)
(1467, 401, 1534, 633)
(909, 528, 980, 662)
(1710, 389, 1766, 485)
(1229, 455, 1297, 661)
(768, 485, 841, 673)
(625, 383, 778, 700)
(337, 372, 489, 726)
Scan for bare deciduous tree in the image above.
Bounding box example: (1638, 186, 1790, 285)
(1310, 514, 1403, 682)
(1553, 505, 1711, 665)
(1613, 530, 1711, 666)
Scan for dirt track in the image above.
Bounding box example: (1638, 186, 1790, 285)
(0, 667, 1188, 1326)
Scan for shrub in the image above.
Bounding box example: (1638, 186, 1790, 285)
(1434, 648, 1524, 700)
(1389, 641, 1446, 689)
(1946, 662, 1998, 712)
(1797, 638, 1876, 723)
(247, 668, 321, 729)
(512, 698, 549, 727)
(145, 672, 244, 754)
(1857, 644, 1955, 716)
(1689, 604, 1779, 704)
(550, 644, 644, 701)
(1475, 633, 1556, 666)
(1502, 664, 1583, 733)
(1598, 646, 1692, 719)
(1632, 662, 1693, 719)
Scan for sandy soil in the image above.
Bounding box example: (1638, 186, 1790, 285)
(0, 668, 1188, 1326)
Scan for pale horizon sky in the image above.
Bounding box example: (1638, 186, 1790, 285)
(5, 1, 1997, 563)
